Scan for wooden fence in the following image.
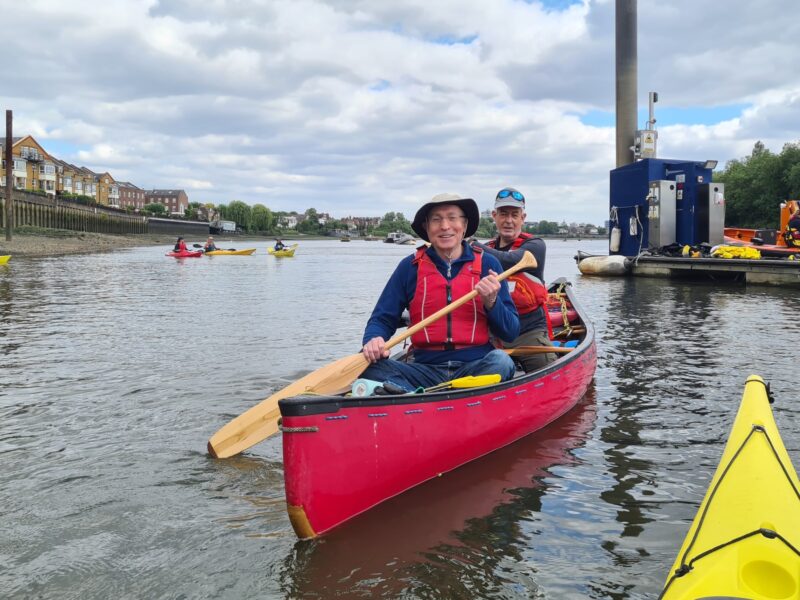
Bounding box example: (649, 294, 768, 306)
(0, 193, 147, 235)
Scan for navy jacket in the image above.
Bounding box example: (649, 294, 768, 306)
(474, 236, 548, 334)
(363, 243, 520, 364)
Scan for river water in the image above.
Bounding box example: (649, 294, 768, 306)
(1, 238, 798, 599)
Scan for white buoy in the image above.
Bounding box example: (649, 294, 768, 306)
(576, 253, 629, 276)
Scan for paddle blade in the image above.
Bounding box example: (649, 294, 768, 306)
(424, 373, 501, 392)
(450, 374, 501, 388)
(208, 352, 369, 458)
(510, 250, 537, 273)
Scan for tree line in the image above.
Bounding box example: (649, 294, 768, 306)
(715, 140, 800, 228)
(141, 198, 604, 237)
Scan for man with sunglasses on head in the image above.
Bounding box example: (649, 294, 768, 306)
(360, 193, 519, 393)
(471, 187, 555, 372)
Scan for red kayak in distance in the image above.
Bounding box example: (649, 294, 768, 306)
(166, 250, 203, 258)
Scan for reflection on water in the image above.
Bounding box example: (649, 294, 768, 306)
(1, 239, 798, 599)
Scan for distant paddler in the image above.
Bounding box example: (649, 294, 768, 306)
(173, 236, 188, 253)
(203, 236, 218, 252)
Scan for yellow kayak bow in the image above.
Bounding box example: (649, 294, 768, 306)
(660, 375, 800, 600)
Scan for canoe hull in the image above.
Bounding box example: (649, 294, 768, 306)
(280, 280, 596, 538)
(660, 375, 800, 599)
(166, 250, 202, 258)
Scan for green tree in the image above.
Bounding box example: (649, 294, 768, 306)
(251, 204, 273, 232)
(475, 216, 496, 238)
(224, 200, 253, 231)
(185, 201, 201, 220)
(144, 202, 166, 216)
(373, 211, 414, 235)
(715, 140, 800, 228)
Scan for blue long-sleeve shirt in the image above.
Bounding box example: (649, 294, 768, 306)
(473, 236, 548, 333)
(363, 243, 520, 364)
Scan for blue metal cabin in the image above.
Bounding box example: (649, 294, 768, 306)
(609, 158, 722, 256)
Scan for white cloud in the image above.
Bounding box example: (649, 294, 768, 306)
(3, 0, 800, 225)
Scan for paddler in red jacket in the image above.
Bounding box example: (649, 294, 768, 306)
(173, 237, 187, 252)
(361, 193, 519, 393)
(471, 187, 555, 372)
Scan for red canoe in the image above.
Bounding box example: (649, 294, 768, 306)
(279, 278, 597, 538)
(165, 250, 203, 258)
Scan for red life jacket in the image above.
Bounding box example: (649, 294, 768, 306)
(409, 247, 489, 351)
(486, 233, 547, 315)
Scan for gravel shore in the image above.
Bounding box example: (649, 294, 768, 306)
(0, 229, 177, 257)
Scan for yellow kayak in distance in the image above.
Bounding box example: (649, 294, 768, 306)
(0, 255, 10, 265)
(204, 248, 257, 256)
(267, 243, 298, 257)
(660, 374, 800, 600)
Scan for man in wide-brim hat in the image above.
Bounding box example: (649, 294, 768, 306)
(360, 193, 519, 393)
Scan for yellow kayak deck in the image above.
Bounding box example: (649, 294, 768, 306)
(0, 255, 10, 265)
(204, 248, 256, 256)
(267, 244, 298, 257)
(660, 374, 800, 599)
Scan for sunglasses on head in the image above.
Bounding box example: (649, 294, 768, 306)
(497, 189, 525, 202)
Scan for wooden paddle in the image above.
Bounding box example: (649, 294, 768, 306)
(504, 345, 575, 356)
(207, 250, 538, 458)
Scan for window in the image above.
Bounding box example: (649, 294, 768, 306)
(13, 159, 24, 171)
(45, 165, 55, 175)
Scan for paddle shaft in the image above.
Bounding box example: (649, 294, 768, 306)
(208, 250, 537, 458)
(382, 250, 537, 353)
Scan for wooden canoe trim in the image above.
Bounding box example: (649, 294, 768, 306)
(504, 345, 574, 356)
(287, 504, 316, 539)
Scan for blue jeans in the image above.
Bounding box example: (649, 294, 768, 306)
(361, 349, 516, 392)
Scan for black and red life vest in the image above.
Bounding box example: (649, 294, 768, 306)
(786, 215, 800, 248)
(486, 233, 547, 315)
(409, 247, 489, 351)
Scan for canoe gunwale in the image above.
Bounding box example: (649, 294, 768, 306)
(279, 278, 594, 416)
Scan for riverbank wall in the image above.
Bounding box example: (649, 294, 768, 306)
(1, 190, 147, 234)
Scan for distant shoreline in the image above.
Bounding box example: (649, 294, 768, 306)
(0, 229, 344, 257)
(0, 229, 607, 258)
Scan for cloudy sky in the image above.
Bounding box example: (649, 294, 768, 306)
(3, 0, 800, 224)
